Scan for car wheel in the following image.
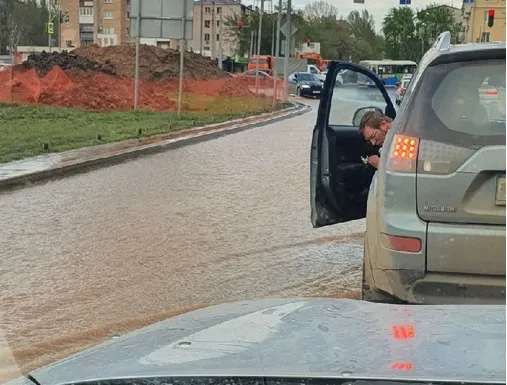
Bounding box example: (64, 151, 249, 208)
(361, 238, 398, 303)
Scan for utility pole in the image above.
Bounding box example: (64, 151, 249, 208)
(93, 0, 99, 44)
(254, 0, 264, 95)
(249, 28, 254, 58)
(270, 0, 275, 56)
(211, 1, 216, 60)
(218, 9, 223, 69)
(48, 3, 52, 49)
(134, 0, 141, 109)
(200, 0, 204, 54)
(283, 0, 291, 101)
(272, 0, 282, 107)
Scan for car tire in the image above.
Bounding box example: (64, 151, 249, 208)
(361, 238, 398, 303)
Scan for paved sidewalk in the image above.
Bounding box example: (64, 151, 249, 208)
(0, 102, 310, 191)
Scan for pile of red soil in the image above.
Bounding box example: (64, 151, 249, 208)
(39, 68, 177, 110)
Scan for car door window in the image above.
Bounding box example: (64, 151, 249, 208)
(329, 70, 393, 127)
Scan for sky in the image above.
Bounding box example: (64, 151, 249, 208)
(252, 0, 460, 32)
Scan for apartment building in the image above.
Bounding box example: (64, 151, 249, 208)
(461, 0, 506, 43)
(59, 0, 132, 48)
(58, 0, 253, 53)
(191, 0, 251, 58)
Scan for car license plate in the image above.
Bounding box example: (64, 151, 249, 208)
(495, 176, 506, 206)
(312, 91, 321, 94)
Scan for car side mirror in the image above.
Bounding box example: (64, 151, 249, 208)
(352, 106, 383, 127)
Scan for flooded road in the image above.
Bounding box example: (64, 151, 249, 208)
(0, 86, 396, 377)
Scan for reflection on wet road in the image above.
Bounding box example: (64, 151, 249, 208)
(0, 85, 389, 375)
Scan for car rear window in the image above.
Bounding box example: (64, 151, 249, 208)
(403, 59, 505, 146)
(430, 60, 505, 136)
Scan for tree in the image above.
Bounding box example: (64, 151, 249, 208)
(8, 20, 24, 60)
(302, 0, 338, 22)
(347, 10, 384, 61)
(416, 3, 458, 50)
(382, 7, 419, 61)
(0, 0, 60, 54)
(223, 0, 386, 62)
(223, 9, 278, 57)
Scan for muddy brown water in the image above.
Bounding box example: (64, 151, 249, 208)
(0, 101, 367, 379)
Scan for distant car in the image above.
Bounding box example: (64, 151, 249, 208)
(240, 70, 271, 78)
(288, 72, 323, 98)
(395, 77, 412, 105)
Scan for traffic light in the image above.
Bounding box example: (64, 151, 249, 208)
(487, 9, 495, 28)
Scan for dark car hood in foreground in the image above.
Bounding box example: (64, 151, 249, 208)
(19, 298, 506, 385)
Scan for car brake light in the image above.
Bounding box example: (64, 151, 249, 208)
(385, 135, 419, 173)
(417, 139, 476, 175)
(381, 233, 421, 253)
(485, 89, 498, 95)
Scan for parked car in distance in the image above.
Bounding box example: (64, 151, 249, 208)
(288, 72, 323, 98)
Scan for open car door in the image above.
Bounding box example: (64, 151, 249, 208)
(310, 61, 397, 228)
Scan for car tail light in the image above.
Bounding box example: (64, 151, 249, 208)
(417, 139, 476, 175)
(381, 233, 421, 253)
(485, 89, 498, 95)
(385, 135, 419, 173)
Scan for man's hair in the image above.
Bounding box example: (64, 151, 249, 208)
(359, 111, 393, 132)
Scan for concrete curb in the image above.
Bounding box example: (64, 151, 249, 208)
(0, 102, 311, 192)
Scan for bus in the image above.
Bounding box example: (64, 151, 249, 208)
(358, 60, 417, 87)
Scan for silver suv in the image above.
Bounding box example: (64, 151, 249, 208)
(311, 31, 506, 304)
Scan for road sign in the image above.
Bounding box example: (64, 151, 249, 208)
(353, 0, 365, 3)
(400, 0, 411, 4)
(129, 0, 193, 39)
(280, 21, 297, 37)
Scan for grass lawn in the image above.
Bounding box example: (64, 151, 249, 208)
(0, 101, 284, 164)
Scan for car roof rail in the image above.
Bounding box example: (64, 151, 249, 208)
(433, 31, 452, 52)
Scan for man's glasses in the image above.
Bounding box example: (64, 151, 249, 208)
(365, 129, 378, 142)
